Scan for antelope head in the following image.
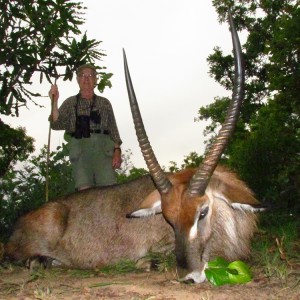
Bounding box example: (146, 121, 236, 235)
(124, 12, 259, 283)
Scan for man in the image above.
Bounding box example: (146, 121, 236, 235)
(49, 64, 122, 190)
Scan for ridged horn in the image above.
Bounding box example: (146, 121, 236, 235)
(123, 49, 172, 194)
(188, 11, 245, 197)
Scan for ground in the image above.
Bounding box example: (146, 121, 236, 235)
(0, 265, 299, 300)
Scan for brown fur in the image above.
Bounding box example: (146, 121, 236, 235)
(130, 166, 262, 282)
(5, 175, 173, 269)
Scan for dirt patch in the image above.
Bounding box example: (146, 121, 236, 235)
(0, 265, 299, 300)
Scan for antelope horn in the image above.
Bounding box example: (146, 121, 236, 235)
(123, 49, 172, 194)
(188, 11, 245, 197)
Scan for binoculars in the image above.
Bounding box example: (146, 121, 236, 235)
(74, 111, 101, 139)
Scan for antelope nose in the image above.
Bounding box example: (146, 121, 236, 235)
(182, 278, 196, 284)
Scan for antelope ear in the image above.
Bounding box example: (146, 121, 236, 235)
(231, 202, 266, 212)
(223, 188, 266, 212)
(207, 188, 266, 212)
(206, 170, 266, 213)
(126, 189, 162, 218)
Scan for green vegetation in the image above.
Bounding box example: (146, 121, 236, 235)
(204, 257, 252, 286)
(0, 0, 112, 117)
(200, 0, 300, 212)
(252, 212, 300, 287)
(0, 0, 112, 179)
(0, 144, 73, 241)
(0, 0, 299, 289)
(98, 260, 138, 275)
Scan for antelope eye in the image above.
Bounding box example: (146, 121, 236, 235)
(199, 206, 209, 220)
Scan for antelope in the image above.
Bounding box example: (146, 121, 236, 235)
(4, 12, 263, 284)
(123, 12, 264, 283)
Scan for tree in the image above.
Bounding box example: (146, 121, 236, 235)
(167, 151, 204, 173)
(198, 1, 300, 208)
(116, 149, 149, 183)
(0, 0, 113, 177)
(0, 118, 34, 177)
(229, 101, 299, 207)
(0, 0, 113, 117)
(0, 143, 74, 241)
(0, 145, 149, 241)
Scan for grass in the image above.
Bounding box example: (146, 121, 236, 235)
(252, 210, 300, 287)
(142, 250, 176, 273)
(67, 253, 176, 279)
(0, 210, 299, 293)
(98, 259, 138, 275)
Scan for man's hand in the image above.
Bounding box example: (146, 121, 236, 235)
(112, 148, 122, 169)
(49, 84, 59, 102)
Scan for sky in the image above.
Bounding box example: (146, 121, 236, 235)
(3, 0, 236, 169)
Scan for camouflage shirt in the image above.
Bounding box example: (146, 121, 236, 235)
(51, 94, 122, 145)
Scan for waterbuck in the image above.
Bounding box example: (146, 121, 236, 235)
(123, 12, 263, 283)
(5, 12, 262, 284)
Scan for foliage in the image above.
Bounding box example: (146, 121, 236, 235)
(0, 119, 35, 177)
(252, 211, 300, 287)
(116, 149, 148, 183)
(98, 260, 138, 275)
(0, 146, 147, 241)
(0, 144, 73, 241)
(229, 101, 300, 207)
(167, 151, 203, 173)
(0, 0, 114, 187)
(205, 257, 252, 286)
(0, 0, 113, 117)
(116, 167, 149, 184)
(197, 0, 300, 209)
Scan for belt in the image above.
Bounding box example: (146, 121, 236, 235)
(90, 129, 109, 135)
(68, 129, 109, 137)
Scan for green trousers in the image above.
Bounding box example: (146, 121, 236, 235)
(67, 133, 117, 189)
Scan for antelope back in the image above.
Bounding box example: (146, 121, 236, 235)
(5, 175, 174, 269)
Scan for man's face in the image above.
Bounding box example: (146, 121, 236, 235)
(77, 68, 97, 91)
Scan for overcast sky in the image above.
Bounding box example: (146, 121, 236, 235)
(3, 0, 236, 169)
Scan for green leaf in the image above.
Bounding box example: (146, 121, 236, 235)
(207, 257, 229, 268)
(228, 260, 252, 284)
(205, 267, 230, 286)
(205, 257, 253, 286)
